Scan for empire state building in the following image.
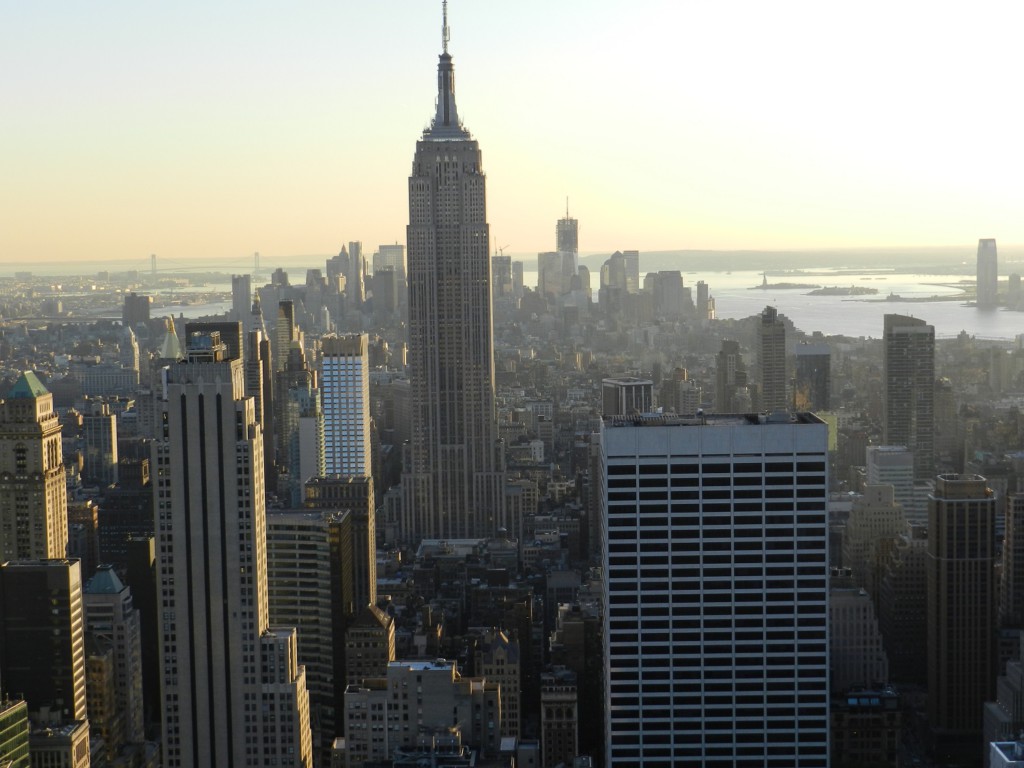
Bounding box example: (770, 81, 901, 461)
(402, 5, 505, 542)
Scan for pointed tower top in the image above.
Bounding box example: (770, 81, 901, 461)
(425, 0, 469, 140)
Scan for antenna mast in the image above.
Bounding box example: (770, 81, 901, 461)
(442, 0, 450, 53)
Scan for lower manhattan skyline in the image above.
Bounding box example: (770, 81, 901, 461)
(3, 1, 1024, 264)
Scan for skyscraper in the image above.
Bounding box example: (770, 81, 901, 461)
(403, 5, 504, 542)
(794, 342, 830, 411)
(883, 314, 935, 481)
(83, 564, 145, 745)
(758, 305, 787, 412)
(927, 474, 997, 741)
(977, 237, 998, 310)
(0, 372, 67, 562)
(320, 334, 370, 477)
(602, 412, 830, 766)
(0, 559, 87, 726)
(153, 330, 312, 768)
(556, 205, 579, 257)
(231, 274, 252, 321)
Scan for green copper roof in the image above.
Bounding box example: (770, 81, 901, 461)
(84, 564, 125, 595)
(8, 371, 49, 398)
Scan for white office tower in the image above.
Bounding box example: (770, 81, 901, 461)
(602, 412, 829, 767)
(232, 274, 253, 322)
(154, 331, 312, 768)
(320, 334, 371, 477)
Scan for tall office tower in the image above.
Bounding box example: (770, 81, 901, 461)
(374, 243, 406, 284)
(121, 292, 151, 327)
(185, 320, 245, 363)
(622, 249, 640, 293)
(125, 536, 161, 726)
(0, 373, 67, 561)
(883, 314, 935, 481)
(81, 400, 118, 486)
(86, 635, 124, 761)
(259, 628, 314, 767)
(978, 238, 999, 310)
(512, 261, 524, 296)
(601, 376, 653, 417)
(83, 565, 144, 744)
(537, 251, 566, 298)
(402, 6, 505, 543)
(347, 241, 365, 306)
(795, 343, 831, 411)
(556, 206, 579, 257)
(602, 413, 829, 766)
(245, 325, 276, 491)
(119, 326, 140, 373)
(153, 331, 312, 768)
(491, 255, 512, 302)
(0, 697, 29, 767)
(866, 445, 919, 521)
(274, 300, 297, 373)
(876, 525, 928, 685)
(841, 484, 906, 597)
(266, 509, 355, 761)
(320, 334, 370, 477)
(0, 560, 87, 726)
(1002, 494, 1024, 627)
(304, 476, 376, 611)
(659, 369, 702, 416)
(232, 274, 252, 321)
(927, 474, 997, 740)
(714, 339, 751, 413)
(758, 305, 787, 412)
(280, 366, 324, 508)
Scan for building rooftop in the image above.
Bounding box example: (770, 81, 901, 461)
(605, 411, 824, 428)
(84, 564, 125, 595)
(8, 371, 48, 398)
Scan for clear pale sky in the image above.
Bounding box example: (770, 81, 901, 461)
(2, 1, 1022, 265)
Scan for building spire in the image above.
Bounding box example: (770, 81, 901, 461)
(427, 0, 468, 138)
(442, 0, 449, 54)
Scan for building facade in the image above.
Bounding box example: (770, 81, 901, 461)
(758, 305, 787, 412)
(153, 331, 312, 768)
(320, 334, 370, 478)
(0, 372, 67, 562)
(0, 560, 87, 726)
(882, 314, 935, 481)
(402, 10, 504, 542)
(602, 413, 829, 766)
(927, 474, 997, 737)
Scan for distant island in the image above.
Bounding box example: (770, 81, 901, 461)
(807, 285, 879, 296)
(750, 273, 820, 290)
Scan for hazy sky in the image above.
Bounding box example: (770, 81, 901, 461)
(2, 1, 1022, 266)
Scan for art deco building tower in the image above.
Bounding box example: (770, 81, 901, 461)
(403, 4, 504, 542)
(0, 373, 67, 561)
(154, 331, 311, 768)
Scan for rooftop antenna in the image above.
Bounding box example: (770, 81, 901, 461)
(566, 196, 570, 218)
(442, 0, 450, 54)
